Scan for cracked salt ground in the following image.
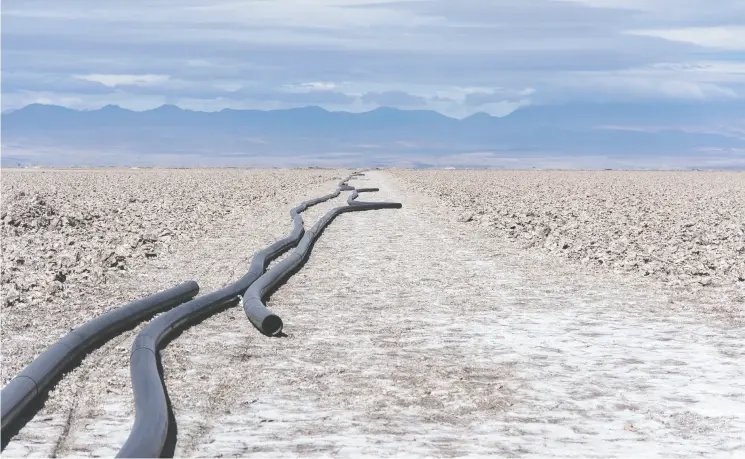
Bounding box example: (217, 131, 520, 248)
(0, 171, 352, 457)
(475, 313, 744, 456)
(4, 170, 743, 457)
(191, 171, 744, 458)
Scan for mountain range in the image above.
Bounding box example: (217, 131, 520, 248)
(2, 101, 744, 169)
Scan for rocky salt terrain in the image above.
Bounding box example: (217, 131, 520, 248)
(0, 168, 346, 383)
(391, 170, 745, 309)
(1, 169, 743, 458)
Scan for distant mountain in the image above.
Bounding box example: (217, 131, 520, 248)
(2, 101, 743, 168)
(495, 101, 744, 128)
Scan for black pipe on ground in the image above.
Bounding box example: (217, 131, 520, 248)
(242, 174, 361, 335)
(243, 187, 402, 336)
(118, 174, 359, 458)
(117, 294, 242, 458)
(347, 188, 385, 206)
(0, 281, 199, 435)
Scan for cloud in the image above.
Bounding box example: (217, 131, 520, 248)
(465, 88, 536, 106)
(556, 0, 745, 27)
(1, 0, 743, 115)
(627, 26, 745, 50)
(255, 90, 356, 105)
(361, 91, 427, 106)
(2, 72, 113, 95)
(542, 60, 745, 103)
(286, 82, 339, 91)
(73, 74, 171, 87)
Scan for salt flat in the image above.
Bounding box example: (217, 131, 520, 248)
(1, 169, 743, 457)
(393, 170, 745, 310)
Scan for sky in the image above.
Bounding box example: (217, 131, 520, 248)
(2, 0, 744, 118)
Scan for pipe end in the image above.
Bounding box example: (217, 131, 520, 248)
(262, 315, 284, 336)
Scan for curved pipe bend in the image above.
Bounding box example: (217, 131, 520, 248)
(117, 294, 241, 458)
(248, 173, 356, 278)
(118, 173, 359, 458)
(347, 187, 402, 210)
(0, 281, 199, 434)
(242, 173, 362, 334)
(243, 182, 401, 336)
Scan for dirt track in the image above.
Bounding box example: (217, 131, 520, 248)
(2, 170, 744, 457)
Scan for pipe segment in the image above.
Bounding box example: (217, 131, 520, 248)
(348, 188, 401, 207)
(118, 294, 241, 458)
(118, 174, 358, 458)
(243, 186, 402, 336)
(242, 174, 361, 335)
(1, 281, 199, 433)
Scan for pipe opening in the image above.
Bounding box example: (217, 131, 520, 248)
(262, 315, 284, 336)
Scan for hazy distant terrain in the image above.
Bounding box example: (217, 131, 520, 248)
(2, 101, 744, 169)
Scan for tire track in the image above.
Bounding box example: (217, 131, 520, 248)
(49, 329, 135, 457)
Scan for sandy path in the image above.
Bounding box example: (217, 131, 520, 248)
(4, 170, 743, 457)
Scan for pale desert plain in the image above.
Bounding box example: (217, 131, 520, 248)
(1, 168, 744, 458)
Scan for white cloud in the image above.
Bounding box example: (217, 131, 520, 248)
(540, 60, 744, 102)
(556, 0, 697, 12)
(212, 81, 244, 92)
(284, 82, 340, 92)
(74, 74, 171, 87)
(556, 0, 745, 24)
(2, 0, 743, 113)
(628, 26, 745, 50)
(642, 62, 745, 85)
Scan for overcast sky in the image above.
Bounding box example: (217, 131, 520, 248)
(2, 0, 744, 117)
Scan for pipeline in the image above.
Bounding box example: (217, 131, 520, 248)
(118, 173, 361, 458)
(242, 173, 364, 335)
(347, 187, 383, 206)
(247, 178, 350, 276)
(0, 281, 199, 434)
(117, 294, 241, 458)
(243, 187, 402, 336)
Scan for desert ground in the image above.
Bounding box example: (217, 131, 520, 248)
(1, 168, 744, 458)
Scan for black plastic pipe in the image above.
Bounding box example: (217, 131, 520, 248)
(118, 174, 359, 458)
(347, 188, 384, 206)
(0, 281, 199, 433)
(243, 187, 402, 335)
(242, 174, 360, 335)
(117, 294, 241, 458)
